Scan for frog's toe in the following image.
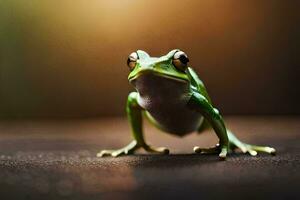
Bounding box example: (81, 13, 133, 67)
(193, 144, 220, 154)
(97, 150, 115, 157)
(234, 144, 276, 156)
(248, 149, 258, 156)
(97, 141, 140, 157)
(249, 145, 276, 156)
(144, 145, 170, 154)
(97, 149, 132, 157)
(218, 147, 228, 160)
(193, 144, 227, 160)
(270, 148, 276, 155)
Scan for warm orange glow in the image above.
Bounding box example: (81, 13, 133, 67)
(0, 0, 297, 116)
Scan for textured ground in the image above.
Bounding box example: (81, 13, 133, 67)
(0, 116, 299, 200)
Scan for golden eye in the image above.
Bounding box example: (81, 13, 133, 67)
(127, 52, 138, 70)
(172, 51, 189, 72)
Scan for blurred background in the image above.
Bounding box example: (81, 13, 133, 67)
(0, 0, 299, 118)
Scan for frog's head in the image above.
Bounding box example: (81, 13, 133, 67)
(127, 49, 190, 84)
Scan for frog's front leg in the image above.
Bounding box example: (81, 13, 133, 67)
(97, 92, 169, 157)
(188, 92, 229, 160)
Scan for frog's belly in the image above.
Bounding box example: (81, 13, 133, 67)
(138, 94, 203, 136)
(147, 110, 202, 136)
(132, 72, 202, 136)
(145, 106, 202, 136)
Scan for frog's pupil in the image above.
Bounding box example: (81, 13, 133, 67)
(179, 55, 189, 64)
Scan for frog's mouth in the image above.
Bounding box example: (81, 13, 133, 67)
(128, 70, 188, 83)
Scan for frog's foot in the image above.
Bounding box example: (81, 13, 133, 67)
(97, 140, 140, 157)
(144, 145, 170, 155)
(233, 143, 276, 156)
(193, 144, 227, 160)
(193, 144, 220, 154)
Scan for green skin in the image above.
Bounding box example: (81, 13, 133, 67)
(98, 49, 276, 160)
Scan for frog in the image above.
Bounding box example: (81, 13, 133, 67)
(98, 49, 276, 160)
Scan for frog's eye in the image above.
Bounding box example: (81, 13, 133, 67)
(127, 52, 139, 70)
(172, 51, 189, 72)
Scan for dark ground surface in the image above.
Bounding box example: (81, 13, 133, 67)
(0, 116, 299, 200)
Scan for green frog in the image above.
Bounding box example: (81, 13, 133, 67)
(98, 49, 276, 160)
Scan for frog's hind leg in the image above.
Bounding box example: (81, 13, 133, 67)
(227, 130, 276, 156)
(194, 127, 276, 156)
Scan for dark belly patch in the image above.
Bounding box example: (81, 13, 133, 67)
(132, 73, 202, 136)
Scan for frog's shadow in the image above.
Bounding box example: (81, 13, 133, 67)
(119, 152, 259, 168)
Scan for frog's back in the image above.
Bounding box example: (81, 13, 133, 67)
(133, 73, 203, 136)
